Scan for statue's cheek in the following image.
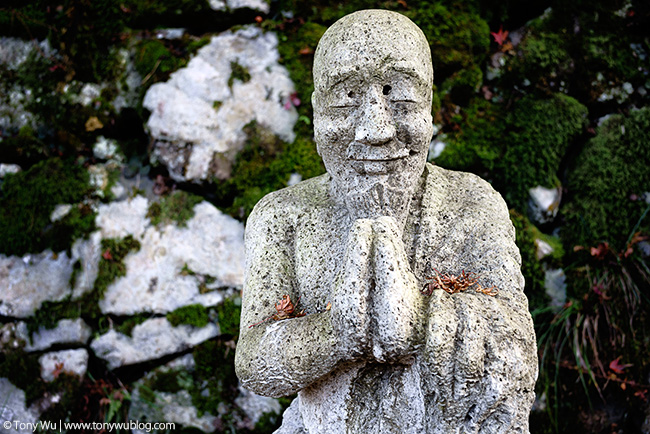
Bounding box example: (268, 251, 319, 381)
(396, 113, 433, 147)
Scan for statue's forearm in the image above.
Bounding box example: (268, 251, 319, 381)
(235, 311, 343, 397)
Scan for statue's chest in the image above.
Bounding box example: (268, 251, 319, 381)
(293, 212, 349, 310)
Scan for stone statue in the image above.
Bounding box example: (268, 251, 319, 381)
(235, 9, 537, 434)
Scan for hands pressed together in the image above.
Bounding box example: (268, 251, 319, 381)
(331, 216, 424, 364)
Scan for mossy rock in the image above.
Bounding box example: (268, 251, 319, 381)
(496, 93, 588, 211)
(502, 27, 573, 90)
(0, 1, 125, 82)
(0, 158, 94, 256)
(434, 97, 506, 175)
(26, 235, 141, 333)
(215, 121, 323, 220)
(191, 339, 239, 415)
(562, 107, 650, 250)
(167, 304, 211, 328)
(406, 1, 490, 98)
(147, 190, 204, 227)
(215, 296, 242, 337)
(509, 210, 553, 312)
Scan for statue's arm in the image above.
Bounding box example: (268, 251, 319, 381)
(235, 199, 371, 397)
(421, 177, 537, 430)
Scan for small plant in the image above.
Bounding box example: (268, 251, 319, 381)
(535, 224, 650, 432)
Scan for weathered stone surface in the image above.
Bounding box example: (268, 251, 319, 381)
(130, 388, 220, 433)
(39, 349, 89, 382)
(535, 238, 554, 260)
(235, 386, 282, 425)
(24, 319, 92, 352)
(0, 378, 40, 434)
(208, 0, 270, 13)
(0, 251, 73, 318)
(544, 268, 567, 311)
(528, 185, 561, 224)
(143, 26, 297, 182)
(70, 232, 102, 299)
(129, 354, 219, 432)
(98, 199, 245, 315)
(0, 193, 244, 319)
(50, 204, 73, 222)
(0, 164, 21, 177)
(93, 136, 124, 162)
(0, 38, 55, 132)
(96, 195, 150, 239)
(90, 318, 218, 369)
(236, 10, 537, 434)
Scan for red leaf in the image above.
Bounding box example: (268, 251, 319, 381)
(590, 242, 610, 260)
(609, 357, 633, 374)
(102, 249, 113, 260)
(52, 362, 65, 379)
(490, 26, 509, 46)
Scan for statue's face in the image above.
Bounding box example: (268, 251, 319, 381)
(312, 11, 434, 192)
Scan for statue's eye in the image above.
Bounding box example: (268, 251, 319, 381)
(383, 85, 392, 95)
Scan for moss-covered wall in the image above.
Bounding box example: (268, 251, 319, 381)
(1, 0, 649, 432)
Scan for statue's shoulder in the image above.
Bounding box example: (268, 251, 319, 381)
(424, 163, 502, 203)
(248, 173, 331, 223)
(423, 163, 508, 217)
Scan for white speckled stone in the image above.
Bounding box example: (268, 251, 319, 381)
(0, 251, 73, 318)
(235, 386, 282, 425)
(91, 317, 218, 369)
(528, 185, 561, 224)
(144, 26, 296, 182)
(39, 349, 89, 382)
(0, 378, 40, 434)
(97, 199, 245, 315)
(0, 163, 21, 177)
(208, 0, 270, 13)
(25, 319, 92, 352)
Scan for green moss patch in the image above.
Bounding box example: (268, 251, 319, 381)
(166, 304, 210, 328)
(191, 339, 239, 416)
(497, 93, 587, 210)
(215, 297, 241, 337)
(228, 61, 251, 88)
(562, 108, 650, 250)
(134, 39, 189, 88)
(214, 121, 323, 220)
(510, 210, 555, 312)
(147, 190, 204, 227)
(407, 1, 490, 100)
(0, 158, 95, 256)
(434, 98, 505, 174)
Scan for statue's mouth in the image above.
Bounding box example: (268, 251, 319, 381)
(346, 144, 411, 162)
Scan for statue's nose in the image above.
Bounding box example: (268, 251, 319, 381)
(354, 88, 396, 146)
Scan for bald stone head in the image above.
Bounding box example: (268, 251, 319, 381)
(312, 10, 435, 203)
(313, 10, 433, 94)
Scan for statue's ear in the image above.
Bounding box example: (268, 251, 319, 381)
(311, 91, 318, 109)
